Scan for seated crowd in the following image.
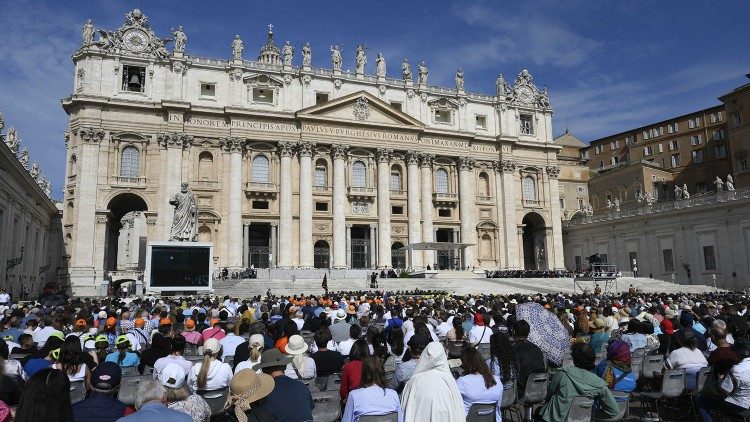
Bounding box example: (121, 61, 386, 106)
(485, 269, 572, 279)
(0, 288, 744, 421)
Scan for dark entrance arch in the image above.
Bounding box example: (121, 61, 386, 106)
(105, 193, 148, 271)
(391, 242, 405, 269)
(314, 240, 330, 269)
(522, 212, 546, 270)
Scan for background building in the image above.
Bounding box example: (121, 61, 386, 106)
(63, 9, 565, 295)
(553, 130, 590, 220)
(720, 79, 750, 187)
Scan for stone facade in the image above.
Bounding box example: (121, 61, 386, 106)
(62, 10, 564, 295)
(552, 130, 590, 220)
(719, 80, 750, 187)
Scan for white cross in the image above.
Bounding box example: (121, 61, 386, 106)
(268, 23, 273, 33)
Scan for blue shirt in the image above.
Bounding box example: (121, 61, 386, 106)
(105, 351, 140, 368)
(261, 375, 314, 422)
(590, 332, 610, 354)
(389, 359, 418, 391)
(620, 333, 647, 352)
(342, 385, 403, 422)
(594, 361, 637, 398)
(116, 402, 192, 422)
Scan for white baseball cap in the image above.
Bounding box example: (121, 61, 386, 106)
(159, 363, 187, 389)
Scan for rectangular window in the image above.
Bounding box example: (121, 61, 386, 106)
(688, 117, 700, 129)
(315, 202, 328, 212)
(658, 144, 664, 153)
(710, 112, 722, 123)
(703, 246, 717, 271)
(559, 197, 565, 209)
(643, 131, 650, 140)
(669, 140, 678, 151)
(391, 205, 404, 215)
(671, 153, 681, 168)
(692, 149, 704, 163)
(663, 249, 675, 272)
(690, 135, 702, 145)
(475, 115, 487, 130)
(520, 114, 534, 135)
(122, 65, 146, 93)
(390, 101, 402, 111)
(712, 130, 725, 141)
(316, 92, 329, 104)
(200, 83, 216, 97)
(315, 167, 326, 187)
(740, 156, 749, 171)
(731, 111, 742, 127)
(434, 109, 452, 124)
(438, 209, 451, 218)
(595, 145, 603, 155)
(715, 145, 727, 159)
(252, 87, 274, 104)
(610, 141, 616, 151)
(252, 200, 269, 210)
(667, 123, 678, 134)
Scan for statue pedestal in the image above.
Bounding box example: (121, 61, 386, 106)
(145, 241, 214, 294)
(355, 72, 364, 80)
(302, 65, 311, 72)
(173, 52, 184, 59)
(283, 65, 293, 72)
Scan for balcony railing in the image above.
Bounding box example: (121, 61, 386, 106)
(192, 180, 219, 190)
(477, 195, 494, 203)
(245, 181, 278, 197)
(313, 185, 331, 194)
(523, 198, 541, 207)
(433, 192, 458, 204)
(348, 186, 376, 200)
(390, 189, 407, 197)
(112, 176, 146, 188)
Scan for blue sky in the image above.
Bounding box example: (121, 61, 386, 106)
(1, 0, 749, 198)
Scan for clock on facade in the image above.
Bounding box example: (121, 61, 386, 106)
(515, 85, 534, 104)
(123, 29, 149, 52)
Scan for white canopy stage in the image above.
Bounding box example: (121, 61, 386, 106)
(400, 242, 475, 276)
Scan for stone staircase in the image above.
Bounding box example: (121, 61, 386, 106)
(212, 273, 720, 298)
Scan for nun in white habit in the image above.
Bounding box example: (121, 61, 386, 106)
(400, 341, 465, 421)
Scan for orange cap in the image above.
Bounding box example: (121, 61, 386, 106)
(75, 319, 87, 327)
(134, 318, 145, 328)
(185, 319, 196, 329)
(105, 317, 117, 327)
(210, 318, 220, 326)
(159, 317, 172, 326)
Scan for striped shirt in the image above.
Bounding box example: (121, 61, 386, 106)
(342, 385, 403, 422)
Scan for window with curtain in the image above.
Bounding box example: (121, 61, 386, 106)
(435, 168, 449, 194)
(390, 169, 401, 191)
(522, 176, 536, 200)
(252, 155, 270, 183)
(315, 165, 327, 187)
(352, 161, 366, 187)
(120, 146, 139, 178)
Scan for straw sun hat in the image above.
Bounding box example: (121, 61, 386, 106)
(226, 369, 275, 422)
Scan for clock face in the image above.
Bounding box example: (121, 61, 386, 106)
(516, 86, 534, 104)
(123, 29, 149, 52)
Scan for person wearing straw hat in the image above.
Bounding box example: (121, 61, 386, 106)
(283, 335, 316, 379)
(212, 369, 276, 422)
(159, 363, 211, 422)
(253, 348, 313, 422)
(588, 317, 609, 353)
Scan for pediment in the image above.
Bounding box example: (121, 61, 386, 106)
(296, 91, 424, 130)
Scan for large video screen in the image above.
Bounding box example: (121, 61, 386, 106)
(149, 246, 211, 288)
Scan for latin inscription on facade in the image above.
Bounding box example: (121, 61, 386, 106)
(302, 124, 417, 141)
(178, 115, 299, 133)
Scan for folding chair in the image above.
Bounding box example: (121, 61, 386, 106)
(359, 413, 399, 422)
(566, 395, 594, 422)
(198, 387, 229, 416)
(596, 391, 629, 421)
(118, 375, 152, 406)
(477, 343, 492, 361)
(185, 354, 204, 364)
(640, 354, 664, 380)
(446, 340, 466, 358)
(325, 373, 341, 391)
(689, 367, 713, 420)
(630, 356, 643, 382)
(69, 380, 87, 404)
(500, 379, 517, 421)
(512, 372, 549, 422)
(312, 391, 340, 422)
(120, 366, 137, 377)
(641, 368, 686, 421)
(631, 348, 646, 359)
(466, 402, 497, 422)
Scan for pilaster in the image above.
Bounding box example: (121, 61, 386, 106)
(405, 150, 422, 268)
(376, 148, 393, 268)
(420, 153, 435, 267)
(298, 141, 316, 268)
(458, 156, 476, 269)
(219, 137, 246, 267)
(331, 144, 349, 268)
(277, 141, 295, 267)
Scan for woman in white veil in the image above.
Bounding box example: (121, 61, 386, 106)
(400, 341, 465, 421)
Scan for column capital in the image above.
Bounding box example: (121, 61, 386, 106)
(331, 143, 350, 159)
(78, 127, 105, 144)
(419, 153, 435, 168)
(546, 165, 560, 178)
(406, 150, 421, 165)
(458, 156, 476, 171)
(297, 141, 317, 157)
(375, 148, 393, 163)
(218, 137, 246, 154)
(157, 132, 193, 149)
(277, 141, 296, 157)
(496, 159, 516, 173)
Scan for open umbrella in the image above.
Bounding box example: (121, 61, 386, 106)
(516, 302, 571, 366)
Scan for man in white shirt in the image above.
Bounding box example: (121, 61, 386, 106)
(219, 323, 245, 358)
(338, 325, 361, 357)
(292, 310, 305, 332)
(33, 317, 63, 348)
(153, 334, 193, 377)
(0, 290, 10, 306)
(435, 312, 453, 338)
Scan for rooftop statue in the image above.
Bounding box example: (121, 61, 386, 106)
(455, 68, 464, 91)
(302, 42, 311, 67)
(5, 127, 20, 154)
(82, 19, 94, 47)
(418, 61, 428, 85)
(172, 26, 187, 53)
(282, 41, 294, 66)
(375, 53, 386, 78)
(18, 148, 29, 169)
(355, 45, 366, 74)
(330, 45, 342, 71)
(401, 58, 412, 82)
(231, 35, 244, 60)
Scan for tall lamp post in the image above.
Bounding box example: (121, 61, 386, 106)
(5, 247, 24, 299)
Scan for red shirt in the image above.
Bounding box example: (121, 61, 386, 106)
(340, 359, 362, 401)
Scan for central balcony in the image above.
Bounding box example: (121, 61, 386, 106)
(112, 176, 147, 188)
(245, 181, 278, 198)
(192, 180, 219, 191)
(433, 192, 458, 205)
(348, 186, 376, 201)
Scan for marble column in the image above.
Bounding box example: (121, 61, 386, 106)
(492, 163, 506, 268)
(517, 225, 525, 269)
(73, 127, 105, 269)
(298, 141, 316, 268)
(331, 144, 349, 268)
(220, 137, 245, 268)
(452, 227, 460, 269)
(420, 154, 435, 267)
(157, 132, 193, 240)
(270, 222, 278, 267)
(499, 160, 520, 269)
(242, 224, 249, 267)
(458, 156, 476, 269)
(376, 148, 393, 268)
(405, 151, 422, 268)
(546, 166, 565, 269)
(277, 141, 295, 267)
(369, 225, 377, 268)
(345, 224, 352, 268)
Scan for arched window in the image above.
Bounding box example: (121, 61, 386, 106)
(315, 160, 327, 187)
(198, 152, 214, 180)
(252, 155, 270, 183)
(69, 155, 77, 176)
(478, 172, 490, 196)
(435, 168, 449, 194)
(120, 146, 140, 178)
(352, 161, 366, 188)
(390, 167, 402, 191)
(481, 234, 493, 259)
(522, 176, 536, 200)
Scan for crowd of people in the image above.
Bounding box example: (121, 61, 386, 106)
(0, 287, 745, 421)
(485, 269, 573, 278)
